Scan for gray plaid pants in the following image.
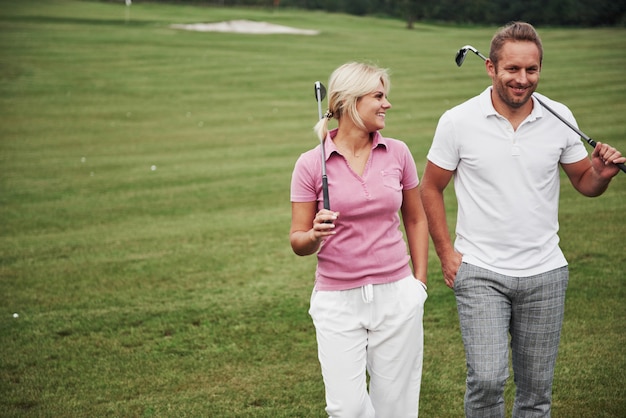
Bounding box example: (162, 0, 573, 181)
(454, 263, 569, 418)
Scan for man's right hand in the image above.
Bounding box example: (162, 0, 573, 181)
(441, 251, 463, 289)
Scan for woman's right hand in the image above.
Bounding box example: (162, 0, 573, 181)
(310, 210, 339, 242)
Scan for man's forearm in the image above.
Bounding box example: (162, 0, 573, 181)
(421, 188, 455, 261)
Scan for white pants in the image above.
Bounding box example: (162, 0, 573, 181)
(309, 276, 427, 418)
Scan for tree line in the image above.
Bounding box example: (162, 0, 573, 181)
(124, 0, 625, 27)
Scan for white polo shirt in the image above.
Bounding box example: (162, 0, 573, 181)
(427, 87, 589, 277)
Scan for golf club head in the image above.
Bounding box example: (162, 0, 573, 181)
(314, 81, 327, 120)
(455, 45, 488, 66)
(314, 81, 327, 101)
(455, 47, 469, 67)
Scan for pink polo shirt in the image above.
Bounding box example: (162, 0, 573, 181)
(291, 129, 419, 291)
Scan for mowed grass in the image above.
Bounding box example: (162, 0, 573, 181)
(0, 1, 624, 416)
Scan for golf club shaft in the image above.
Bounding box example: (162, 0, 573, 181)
(315, 81, 331, 210)
(459, 46, 626, 173)
(532, 96, 625, 173)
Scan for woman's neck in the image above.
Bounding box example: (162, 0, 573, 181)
(333, 128, 372, 157)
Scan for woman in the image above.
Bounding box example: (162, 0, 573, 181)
(290, 62, 429, 417)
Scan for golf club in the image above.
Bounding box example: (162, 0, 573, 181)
(314, 81, 331, 210)
(455, 45, 626, 174)
(455, 44, 487, 67)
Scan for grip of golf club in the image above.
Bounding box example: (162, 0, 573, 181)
(598, 142, 626, 173)
(588, 137, 626, 174)
(322, 175, 330, 210)
(597, 147, 626, 173)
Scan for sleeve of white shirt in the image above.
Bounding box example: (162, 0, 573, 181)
(427, 111, 460, 171)
(534, 93, 589, 165)
(556, 110, 589, 165)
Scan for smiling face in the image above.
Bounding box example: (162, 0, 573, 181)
(356, 81, 391, 132)
(487, 40, 541, 115)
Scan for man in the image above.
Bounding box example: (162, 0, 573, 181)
(420, 22, 624, 417)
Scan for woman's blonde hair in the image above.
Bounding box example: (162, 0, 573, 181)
(314, 62, 391, 141)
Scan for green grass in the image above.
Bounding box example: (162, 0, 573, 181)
(1, 1, 624, 416)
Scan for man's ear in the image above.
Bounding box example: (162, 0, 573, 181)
(485, 59, 496, 77)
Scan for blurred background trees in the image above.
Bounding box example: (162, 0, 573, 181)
(125, 0, 625, 27)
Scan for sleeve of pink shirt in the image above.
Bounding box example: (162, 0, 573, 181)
(290, 147, 321, 203)
(398, 140, 420, 190)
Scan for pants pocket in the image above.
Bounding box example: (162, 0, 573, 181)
(453, 262, 468, 292)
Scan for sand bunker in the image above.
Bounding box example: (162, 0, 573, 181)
(171, 19, 319, 35)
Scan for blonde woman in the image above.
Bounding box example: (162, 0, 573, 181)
(290, 62, 429, 417)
